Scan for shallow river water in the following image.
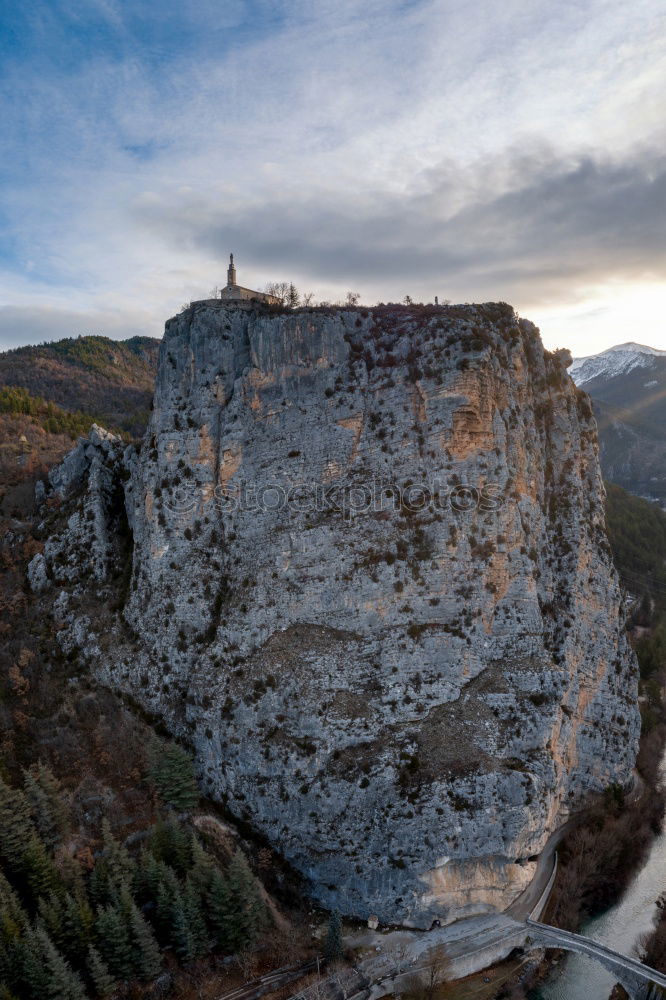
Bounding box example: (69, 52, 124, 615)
(536, 781, 666, 999)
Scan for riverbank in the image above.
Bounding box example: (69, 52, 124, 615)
(548, 724, 666, 931)
(515, 726, 666, 999)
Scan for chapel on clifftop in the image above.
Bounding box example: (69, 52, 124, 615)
(218, 254, 279, 305)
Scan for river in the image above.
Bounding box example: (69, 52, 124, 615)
(536, 774, 666, 999)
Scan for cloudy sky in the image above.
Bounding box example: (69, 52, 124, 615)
(1, 0, 665, 355)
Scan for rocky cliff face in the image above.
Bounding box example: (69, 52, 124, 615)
(31, 301, 640, 927)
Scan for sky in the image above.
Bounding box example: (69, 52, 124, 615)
(1, 0, 665, 356)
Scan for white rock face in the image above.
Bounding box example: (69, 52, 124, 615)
(36, 302, 640, 928)
(35, 425, 127, 585)
(27, 552, 49, 592)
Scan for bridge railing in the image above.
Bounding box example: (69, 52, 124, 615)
(526, 918, 666, 988)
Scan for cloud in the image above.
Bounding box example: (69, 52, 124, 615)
(1, 0, 666, 352)
(133, 148, 666, 307)
(0, 305, 159, 351)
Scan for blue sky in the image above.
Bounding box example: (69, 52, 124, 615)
(1, 0, 665, 354)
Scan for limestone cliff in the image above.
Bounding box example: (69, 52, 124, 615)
(31, 301, 640, 928)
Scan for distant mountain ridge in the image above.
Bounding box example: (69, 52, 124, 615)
(570, 342, 666, 386)
(570, 341, 666, 504)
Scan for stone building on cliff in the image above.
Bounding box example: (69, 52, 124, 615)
(218, 254, 279, 305)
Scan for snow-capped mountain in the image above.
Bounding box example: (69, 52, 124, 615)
(569, 341, 666, 505)
(570, 342, 666, 387)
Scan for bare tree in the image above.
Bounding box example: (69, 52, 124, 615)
(345, 291, 361, 306)
(266, 280, 303, 307)
(301, 291, 315, 306)
(235, 947, 259, 982)
(265, 281, 291, 305)
(326, 959, 359, 1000)
(263, 919, 310, 967)
(423, 951, 451, 1000)
(209, 285, 220, 298)
(385, 938, 412, 972)
(296, 969, 329, 1000)
(401, 949, 452, 1000)
(403, 295, 413, 305)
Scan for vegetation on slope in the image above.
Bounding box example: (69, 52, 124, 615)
(605, 482, 666, 613)
(0, 335, 159, 436)
(0, 510, 312, 999)
(512, 485, 666, 998)
(0, 334, 159, 517)
(0, 386, 100, 440)
(605, 482, 666, 726)
(0, 755, 269, 999)
(601, 484, 666, 980)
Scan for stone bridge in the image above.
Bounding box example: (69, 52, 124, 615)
(526, 918, 666, 1000)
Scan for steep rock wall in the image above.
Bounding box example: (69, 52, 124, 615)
(33, 301, 640, 927)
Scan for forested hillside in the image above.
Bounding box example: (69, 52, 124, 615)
(0, 517, 315, 999)
(605, 482, 666, 612)
(605, 482, 666, 729)
(0, 332, 325, 999)
(0, 336, 160, 435)
(0, 336, 159, 517)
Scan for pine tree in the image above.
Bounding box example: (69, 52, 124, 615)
(0, 777, 34, 867)
(21, 834, 60, 902)
(13, 927, 50, 1000)
(0, 943, 11, 994)
(324, 910, 343, 961)
(169, 897, 196, 961)
(100, 819, 135, 889)
(33, 927, 87, 1000)
(131, 905, 162, 980)
(153, 869, 199, 961)
(56, 850, 86, 899)
(86, 945, 115, 998)
(119, 888, 162, 981)
(95, 903, 133, 979)
(88, 865, 110, 910)
(38, 892, 66, 950)
(224, 851, 267, 952)
(0, 871, 28, 940)
(23, 765, 69, 852)
(207, 869, 232, 950)
(60, 893, 94, 966)
(184, 876, 209, 956)
(35, 765, 69, 827)
(23, 773, 56, 847)
(154, 867, 182, 944)
(189, 834, 214, 895)
(134, 849, 164, 904)
(149, 816, 191, 875)
(149, 742, 199, 811)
